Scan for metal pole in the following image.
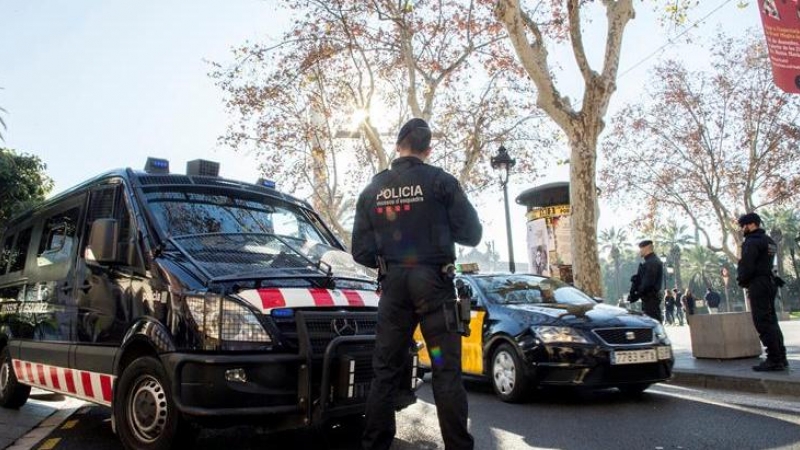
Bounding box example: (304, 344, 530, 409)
(502, 180, 515, 274)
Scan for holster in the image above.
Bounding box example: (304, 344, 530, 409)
(442, 297, 471, 337)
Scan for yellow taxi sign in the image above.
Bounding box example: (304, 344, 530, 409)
(457, 263, 480, 274)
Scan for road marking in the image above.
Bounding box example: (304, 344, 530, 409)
(61, 419, 79, 429)
(37, 438, 61, 450)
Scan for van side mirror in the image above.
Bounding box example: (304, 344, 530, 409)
(87, 219, 119, 265)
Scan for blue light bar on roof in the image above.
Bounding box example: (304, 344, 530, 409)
(257, 177, 277, 189)
(145, 157, 170, 174)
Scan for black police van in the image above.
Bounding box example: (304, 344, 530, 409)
(0, 158, 414, 449)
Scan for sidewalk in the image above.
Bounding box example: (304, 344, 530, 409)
(667, 318, 800, 396)
(0, 390, 82, 450)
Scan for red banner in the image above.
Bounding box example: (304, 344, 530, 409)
(758, 0, 800, 93)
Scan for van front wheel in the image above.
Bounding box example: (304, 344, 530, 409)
(0, 346, 30, 409)
(114, 356, 194, 450)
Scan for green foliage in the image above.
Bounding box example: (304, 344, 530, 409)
(0, 148, 53, 229)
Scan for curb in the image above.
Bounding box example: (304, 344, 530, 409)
(669, 369, 800, 397)
(5, 398, 84, 450)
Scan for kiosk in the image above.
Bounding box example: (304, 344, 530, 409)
(516, 182, 573, 282)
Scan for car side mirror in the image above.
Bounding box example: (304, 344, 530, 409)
(86, 219, 119, 265)
(593, 297, 604, 304)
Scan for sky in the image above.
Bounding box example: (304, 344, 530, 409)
(0, 0, 762, 263)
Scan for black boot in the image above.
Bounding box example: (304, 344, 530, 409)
(752, 360, 788, 372)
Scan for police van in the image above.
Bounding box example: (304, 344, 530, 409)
(0, 158, 415, 449)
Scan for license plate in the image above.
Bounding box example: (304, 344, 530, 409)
(657, 346, 672, 360)
(612, 349, 657, 365)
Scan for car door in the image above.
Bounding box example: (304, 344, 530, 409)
(457, 278, 486, 376)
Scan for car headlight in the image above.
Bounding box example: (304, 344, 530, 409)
(186, 292, 271, 350)
(653, 323, 670, 344)
(532, 326, 591, 344)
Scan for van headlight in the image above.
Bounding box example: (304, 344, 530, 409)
(185, 292, 271, 350)
(532, 326, 590, 344)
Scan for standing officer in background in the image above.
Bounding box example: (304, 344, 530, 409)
(736, 212, 788, 372)
(629, 240, 664, 323)
(352, 118, 482, 450)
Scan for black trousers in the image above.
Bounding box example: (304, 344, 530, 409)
(748, 277, 787, 363)
(641, 293, 663, 324)
(362, 266, 473, 450)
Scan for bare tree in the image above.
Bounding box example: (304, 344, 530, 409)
(494, 0, 644, 296)
(601, 33, 800, 264)
(212, 0, 551, 246)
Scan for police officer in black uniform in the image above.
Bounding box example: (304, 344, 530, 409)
(629, 240, 664, 323)
(352, 118, 481, 450)
(736, 212, 788, 371)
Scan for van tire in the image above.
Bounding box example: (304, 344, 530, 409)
(0, 346, 31, 409)
(114, 356, 195, 450)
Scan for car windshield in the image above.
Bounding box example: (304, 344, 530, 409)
(144, 188, 373, 281)
(474, 274, 595, 306)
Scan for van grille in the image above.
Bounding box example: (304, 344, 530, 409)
(592, 328, 653, 346)
(273, 310, 378, 355)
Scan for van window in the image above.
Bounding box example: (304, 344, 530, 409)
(9, 227, 32, 273)
(1, 235, 13, 275)
(37, 207, 81, 268)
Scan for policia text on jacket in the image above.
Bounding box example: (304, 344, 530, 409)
(0, 158, 418, 450)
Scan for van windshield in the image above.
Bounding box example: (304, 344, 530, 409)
(143, 188, 372, 281)
(145, 190, 331, 245)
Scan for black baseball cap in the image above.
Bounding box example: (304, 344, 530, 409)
(638, 240, 653, 248)
(737, 212, 761, 227)
(396, 118, 431, 145)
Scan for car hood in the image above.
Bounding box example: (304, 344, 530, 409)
(503, 302, 658, 328)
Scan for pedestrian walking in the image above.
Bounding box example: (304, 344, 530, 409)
(628, 240, 664, 323)
(705, 286, 722, 314)
(682, 288, 696, 317)
(352, 118, 482, 449)
(673, 288, 685, 326)
(664, 290, 676, 325)
(736, 212, 788, 372)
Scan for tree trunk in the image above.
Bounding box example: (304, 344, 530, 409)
(569, 137, 602, 296)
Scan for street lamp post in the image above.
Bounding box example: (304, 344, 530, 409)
(491, 145, 517, 274)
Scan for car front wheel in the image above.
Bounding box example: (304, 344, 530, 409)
(491, 343, 533, 403)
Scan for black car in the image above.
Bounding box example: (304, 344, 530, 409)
(415, 271, 673, 402)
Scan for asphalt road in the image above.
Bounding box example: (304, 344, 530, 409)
(34, 381, 800, 450)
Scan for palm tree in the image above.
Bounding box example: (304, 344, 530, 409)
(654, 221, 694, 291)
(599, 227, 629, 301)
(682, 245, 722, 289)
(1, 87, 7, 142)
(0, 106, 6, 142)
